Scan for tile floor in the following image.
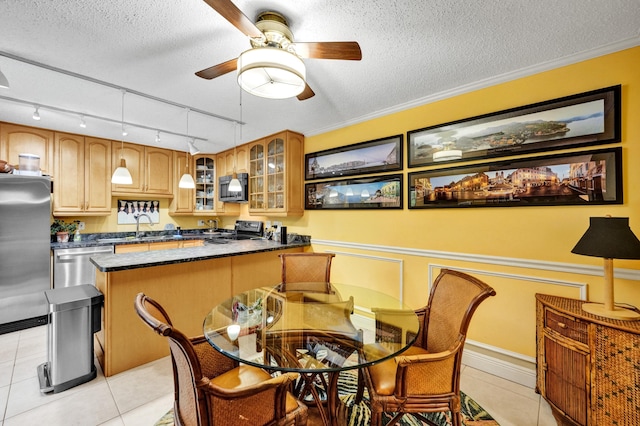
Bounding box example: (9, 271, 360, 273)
(0, 325, 557, 426)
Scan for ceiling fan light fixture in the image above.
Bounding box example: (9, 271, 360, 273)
(237, 48, 305, 99)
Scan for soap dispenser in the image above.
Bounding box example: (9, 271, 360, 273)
(74, 228, 81, 242)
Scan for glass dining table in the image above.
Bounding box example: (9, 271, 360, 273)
(203, 283, 420, 426)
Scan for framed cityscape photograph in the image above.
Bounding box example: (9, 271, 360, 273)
(305, 134, 403, 180)
(305, 174, 403, 210)
(408, 147, 621, 209)
(407, 85, 620, 167)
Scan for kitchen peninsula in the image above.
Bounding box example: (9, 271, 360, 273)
(90, 238, 309, 376)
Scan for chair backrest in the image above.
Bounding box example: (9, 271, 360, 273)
(419, 269, 496, 353)
(279, 252, 335, 293)
(134, 293, 206, 426)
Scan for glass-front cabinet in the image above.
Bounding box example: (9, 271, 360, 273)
(248, 130, 304, 216)
(194, 155, 215, 213)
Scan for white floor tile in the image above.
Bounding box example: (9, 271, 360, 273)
(3, 380, 119, 426)
(15, 333, 46, 360)
(119, 393, 173, 426)
(0, 361, 13, 389)
(0, 336, 18, 365)
(10, 352, 46, 384)
(0, 384, 9, 424)
(106, 356, 173, 415)
(461, 366, 541, 426)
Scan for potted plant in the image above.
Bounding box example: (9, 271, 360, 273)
(51, 219, 78, 243)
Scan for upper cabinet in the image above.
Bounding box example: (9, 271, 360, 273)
(169, 151, 194, 215)
(112, 142, 173, 197)
(247, 130, 304, 217)
(0, 123, 54, 175)
(53, 133, 111, 215)
(193, 155, 217, 214)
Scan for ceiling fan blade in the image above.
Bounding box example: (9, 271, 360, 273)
(202, 0, 263, 38)
(195, 58, 238, 80)
(297, 84, 315, 101)
(293, 42, 362, 60)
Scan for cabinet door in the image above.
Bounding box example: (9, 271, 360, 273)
(53, 132, 85, 213)
(0, 123, 54, 175)
(145, 147, 173, 195)
(112, 142, 145, 193)
(543, 333, 589, 425)
(84, 137, 111, 213)
(193, 155, 216, 213)
(248, 141, 265, 211)
(170, 151, 194, 215)
(235, 145, 248, 173)
(266, 136, 286, 211)
(215, 152, 226, 212)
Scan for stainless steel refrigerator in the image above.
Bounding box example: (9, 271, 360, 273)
(0, 174, 51, 334)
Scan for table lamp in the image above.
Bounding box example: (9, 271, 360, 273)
(571, 216, 640, 320)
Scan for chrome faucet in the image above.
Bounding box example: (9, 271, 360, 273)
(135, 214, 152, 238)
(207, 219, 219, 231)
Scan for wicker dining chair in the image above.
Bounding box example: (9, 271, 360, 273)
(134, 293, 308, 426)
(278, 253, 336, 293)
(363, 269, 496, 426)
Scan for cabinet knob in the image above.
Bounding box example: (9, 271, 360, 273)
(557, 322, 567, 329)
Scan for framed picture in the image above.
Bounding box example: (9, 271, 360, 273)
(408, 147, 621, 209)
(407, 85, 621, 167)
(305, 134, 403, 180)
(305, 174, 403, 210)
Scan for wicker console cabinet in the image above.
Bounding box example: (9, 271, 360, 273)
(536, 294, 640, 425)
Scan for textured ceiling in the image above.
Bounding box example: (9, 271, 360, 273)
(0, 0, 638, 154)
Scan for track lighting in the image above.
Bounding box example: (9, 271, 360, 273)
(32, 106, 40, 120)
(155, 131, 161, 143)
(79, 115, 86, 128)
(188, 140, 200, 155)
(121, 126, 128, 137)
(0, 67, 9, 89)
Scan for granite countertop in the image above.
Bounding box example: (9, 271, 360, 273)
(89, 238, 310, 273)
(50, 230, 222, 250)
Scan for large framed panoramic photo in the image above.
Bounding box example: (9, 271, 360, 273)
(408, 147, 621, 209)
(306, 174, 403, 210)
(305, 135, 402, 180)
(407, 85, 620, 167)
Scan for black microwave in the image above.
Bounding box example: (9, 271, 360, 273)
(218, 173, 248, 203)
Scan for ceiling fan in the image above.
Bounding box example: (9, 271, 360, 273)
(196, 0, 362, 100)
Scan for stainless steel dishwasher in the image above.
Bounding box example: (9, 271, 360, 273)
(53, 246, 114, 288)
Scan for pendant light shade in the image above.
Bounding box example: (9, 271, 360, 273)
(237, 48, 306, 99)
(112, 158, 133, 184)
(178, 171, 195, 188)
(179, 109, 196, 189)
(112, 90, 133, 184)
(228, 173, 242, 192)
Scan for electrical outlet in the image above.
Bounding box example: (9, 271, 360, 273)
(78, 221, 85, 230)
(198, 220, 205, 226)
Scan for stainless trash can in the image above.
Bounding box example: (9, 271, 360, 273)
(37, 284, 103, 393)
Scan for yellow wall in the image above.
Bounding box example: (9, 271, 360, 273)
(291, 46, 640, 359)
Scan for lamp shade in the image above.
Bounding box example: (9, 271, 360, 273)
(237, 48, 306, 99)
(572, 217, 640, 260)
(178, 173, 195, 189)
(111, 158, 133, 184)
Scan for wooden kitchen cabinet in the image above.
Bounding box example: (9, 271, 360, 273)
(115, 239, 203, 253)
(111, 142, 173, 197)
(536, 294, 640, 425)
(247, 130, 303, 216)
(169, 151, 194, 215)
(212, 151, 241, 215)
(53, 133, 111, 215)
(0, 122, 54, 175)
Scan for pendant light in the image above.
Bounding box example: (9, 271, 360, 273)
(111, 90, 133, 184)
(178, 108, 196, 189)
(228, 91, 242, 192)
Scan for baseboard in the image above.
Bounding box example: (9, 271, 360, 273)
(462, 340, 537, 389)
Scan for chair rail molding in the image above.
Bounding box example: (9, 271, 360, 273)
(311, 239, 640, 282)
